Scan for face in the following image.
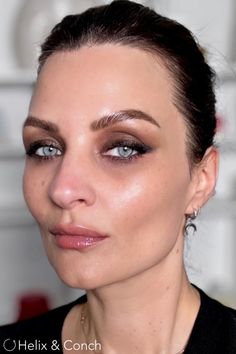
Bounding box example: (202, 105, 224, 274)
(23, 44, 197, 289)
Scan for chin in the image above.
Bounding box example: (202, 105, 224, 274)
(49, 257, 107, 290)
(58, 274, 98, 290)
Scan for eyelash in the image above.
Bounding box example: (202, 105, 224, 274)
(25, 139, 152, 163)
(102, 139, 151, 163)
(26, 140, 62, 161)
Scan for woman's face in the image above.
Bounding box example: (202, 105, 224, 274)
(23, 44, 197, 289)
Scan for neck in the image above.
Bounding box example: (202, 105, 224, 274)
(81, 249, 200, 354)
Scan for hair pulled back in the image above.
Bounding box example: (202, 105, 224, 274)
(38, 0, 216, 167)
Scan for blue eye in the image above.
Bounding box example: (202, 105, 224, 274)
(103, 140, 151, 162)
(26, 141, 62, 160)
(35, 146, 62, 157)
(104, 145, 137, 158)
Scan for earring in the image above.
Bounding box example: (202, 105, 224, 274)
(184, 208, 199, 236)
(191, 208, 199, 219)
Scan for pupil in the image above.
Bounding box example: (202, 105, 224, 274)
(44, 146, 55, 155)
(118, 146, 132, 157)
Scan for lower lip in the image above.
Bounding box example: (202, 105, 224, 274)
(54, 235, 108, 250)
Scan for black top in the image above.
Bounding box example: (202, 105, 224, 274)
(0, 287, 235, 353)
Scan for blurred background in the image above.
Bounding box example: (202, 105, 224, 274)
(0, 0, 236, 324)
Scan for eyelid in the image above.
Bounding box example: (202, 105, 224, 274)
(103, 139, 145, 150)
(23, 132, 65, 150)
(101, 127, 159, 150)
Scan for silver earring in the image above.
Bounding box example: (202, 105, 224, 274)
(184, 208, 200, 237)
(192, 208, 199, 219)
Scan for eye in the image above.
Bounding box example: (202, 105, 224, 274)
(102, 139, 152, 162)
(26, 140, 62, 160)
(105, 145, 137, 158)
(35, 146, 61, 157)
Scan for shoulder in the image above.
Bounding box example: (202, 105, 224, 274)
(198, 286, 236, 332)
(0, 294, 87, 353)
(186, 286, 236, 354)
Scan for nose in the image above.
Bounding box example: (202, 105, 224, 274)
(48, 155, 97, 210)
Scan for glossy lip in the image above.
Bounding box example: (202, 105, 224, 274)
(49, 224, 109, 250)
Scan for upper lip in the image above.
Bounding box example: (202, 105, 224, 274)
(50, 224, 108, 238)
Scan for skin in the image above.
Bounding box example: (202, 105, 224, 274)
(22, 44, 218, 354)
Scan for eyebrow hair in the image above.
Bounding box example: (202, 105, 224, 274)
(23, 109, 161, 133)
(90, 109, 161, 131)
(23, 116, 59, 133)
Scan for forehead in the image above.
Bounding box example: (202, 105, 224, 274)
(33, 44, 172, 103)
(30, 44, 184, 135)
(38, 43, 172, 84)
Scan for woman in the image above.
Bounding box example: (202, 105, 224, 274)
(0, 1, 235, 353)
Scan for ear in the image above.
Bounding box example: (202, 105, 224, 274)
(185, 146, 219, 215)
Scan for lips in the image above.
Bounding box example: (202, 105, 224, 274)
(49, 224, 109, 250)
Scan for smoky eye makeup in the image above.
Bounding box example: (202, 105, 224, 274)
(99, 130, 154, 164)
(23, 126, 155, 165)
(25, 138, 63, 161)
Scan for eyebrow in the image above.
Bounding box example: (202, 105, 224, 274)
(90, 109, 161, 130)
(23, 116, 59, 133)
(23, 109, 161, 133)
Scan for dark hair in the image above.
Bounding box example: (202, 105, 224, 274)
(38, 0, 216, 167)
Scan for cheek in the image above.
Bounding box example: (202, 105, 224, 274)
(23, 162, 48, 222)
(107, 162, 189, 239)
